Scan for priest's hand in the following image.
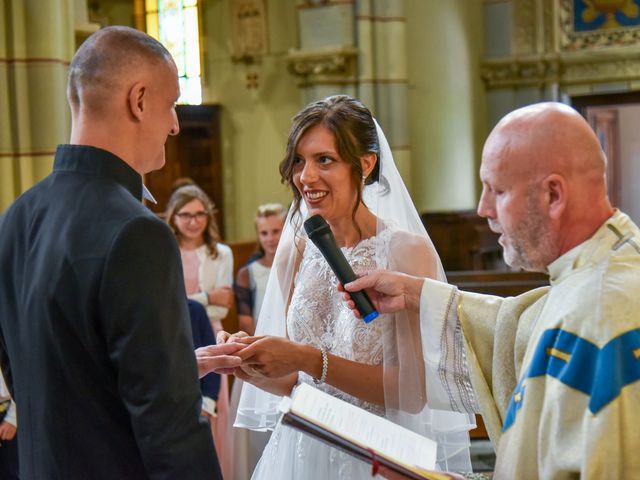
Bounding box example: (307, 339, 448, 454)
(339, 270, 424, 316)
(195, 343, 245, 377)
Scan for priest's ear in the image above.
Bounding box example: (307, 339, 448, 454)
(542, 173, 567, 220)
(127, 82, 146, 121)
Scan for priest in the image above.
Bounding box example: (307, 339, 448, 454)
(342, 102, 640, 479)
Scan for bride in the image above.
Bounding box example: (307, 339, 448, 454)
(223, 95, 474, 478)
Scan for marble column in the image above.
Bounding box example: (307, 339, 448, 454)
(405, 0, 483, 212)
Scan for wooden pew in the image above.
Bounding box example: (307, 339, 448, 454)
(422, 211, 506, 271)
(447, 269, 549, 296)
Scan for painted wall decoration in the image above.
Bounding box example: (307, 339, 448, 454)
(560, 0, 640, 50)
(574, 0, 640, 31)
(231, 0, 268, 61)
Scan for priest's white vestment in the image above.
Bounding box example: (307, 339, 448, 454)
(421, 210, 640, 479)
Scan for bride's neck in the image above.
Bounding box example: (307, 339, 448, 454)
(329, 205, 377, 248)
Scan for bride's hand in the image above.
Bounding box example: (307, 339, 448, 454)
(235, 336, 306, 378)
(233, 364, 264, 384)
(232, 359, 298, 397)
(209, 335, 268, 378)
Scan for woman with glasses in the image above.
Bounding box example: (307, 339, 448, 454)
(165, 184, 234, 478)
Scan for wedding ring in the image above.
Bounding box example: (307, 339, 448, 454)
(241, 365, 262, 377)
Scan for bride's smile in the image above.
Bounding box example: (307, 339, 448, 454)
(292, 123, 376, 245)
(292, 124, 359, 224)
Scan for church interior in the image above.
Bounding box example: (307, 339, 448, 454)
(2, 0, 640, 474)
(3, 0, 640, 245)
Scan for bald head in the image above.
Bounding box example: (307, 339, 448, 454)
(485, 102, 607, 183)
(67, 26, 173, 114)
(478, 102, 614, 271)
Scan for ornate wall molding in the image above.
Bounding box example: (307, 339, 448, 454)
(562, 48, 640, 84)
(482, 55, 559, 87)
(510, 0, 640, 54)
(482, 46, 640, 88)
(543, 0, 557, 53)
(513, 0, 540, 54)
(285, 46, 358, 86)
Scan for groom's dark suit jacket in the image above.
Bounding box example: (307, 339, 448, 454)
(0, 145, 221, 480)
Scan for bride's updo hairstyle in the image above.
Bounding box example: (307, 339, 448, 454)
(279, 95, 381, 233)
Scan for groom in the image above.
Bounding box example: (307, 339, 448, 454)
(0, 26, 242, 480)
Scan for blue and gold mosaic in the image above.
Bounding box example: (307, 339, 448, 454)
(574, 0, 640, 31)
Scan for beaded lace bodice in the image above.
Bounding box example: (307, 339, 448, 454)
(287, 229, 393, 414)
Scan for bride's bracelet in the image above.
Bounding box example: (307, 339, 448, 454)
(314, 347, 328, 385)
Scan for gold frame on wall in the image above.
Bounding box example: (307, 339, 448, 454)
(559, 0, 640, 51)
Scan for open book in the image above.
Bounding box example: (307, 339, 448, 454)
(279, 383, 451, 480)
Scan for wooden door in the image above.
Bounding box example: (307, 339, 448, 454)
(572, 92, 640, 211)
(144, 104, 225, 238)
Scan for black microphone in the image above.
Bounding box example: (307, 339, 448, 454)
(303, 214, 379, 323)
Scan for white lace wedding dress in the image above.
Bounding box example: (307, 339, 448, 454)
(251, 230, 392, 479)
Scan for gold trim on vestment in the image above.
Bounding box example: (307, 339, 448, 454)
(546, 347, 571, 363)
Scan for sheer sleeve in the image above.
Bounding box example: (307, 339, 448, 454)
(234, 266, 254, 317)
(235, 233, 303, 430)
(366, 120, 474, 473)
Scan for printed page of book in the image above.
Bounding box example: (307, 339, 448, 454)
(285, 383, 437, 471)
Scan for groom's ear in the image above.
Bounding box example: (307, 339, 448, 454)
(360, 153, 376, 179)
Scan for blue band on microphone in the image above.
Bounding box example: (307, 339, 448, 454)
(363, 311, 379, 323)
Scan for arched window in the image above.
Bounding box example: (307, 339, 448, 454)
(144, 0, 202, 105)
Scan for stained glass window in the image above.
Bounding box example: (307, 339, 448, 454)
(145, 0, 202, 105)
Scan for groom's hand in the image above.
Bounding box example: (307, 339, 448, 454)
(195, 343, 245, 377)
(216, 330, 249, 345)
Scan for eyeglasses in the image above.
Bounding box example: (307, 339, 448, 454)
(175, 211, 209, 222)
